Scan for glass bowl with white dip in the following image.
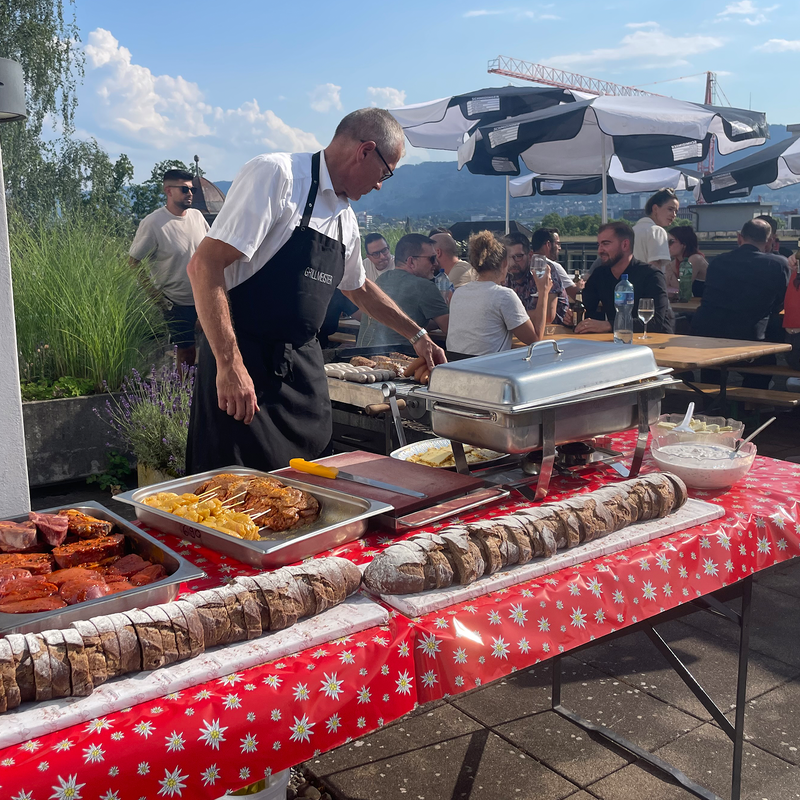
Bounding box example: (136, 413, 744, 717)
(650, 440, 756, 490)
(650, 414, 744, 449)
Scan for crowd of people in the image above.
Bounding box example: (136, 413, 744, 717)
(124, 103, 800, 474)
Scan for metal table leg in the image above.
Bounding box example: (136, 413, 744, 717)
(534, 409, 556, 501)
(551, 577, 753, 800)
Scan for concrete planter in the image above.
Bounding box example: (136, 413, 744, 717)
(22, 395, 127, 487)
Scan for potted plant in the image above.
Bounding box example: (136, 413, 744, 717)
(96, 353, 195, 486)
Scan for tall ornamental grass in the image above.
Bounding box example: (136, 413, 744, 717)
(10, 212, 168, 392)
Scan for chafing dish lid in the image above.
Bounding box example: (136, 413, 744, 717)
(424, 339, 667, 411)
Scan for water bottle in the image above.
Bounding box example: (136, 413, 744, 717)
(678, 259, 693, 303)
(613, 274, 634, 344)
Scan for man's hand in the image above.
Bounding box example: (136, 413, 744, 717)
(216, 360, 260, 424)
(574, 318, 612, 334)
(413, 336, 447, 369)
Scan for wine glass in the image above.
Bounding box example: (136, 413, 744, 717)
(532, 255, 548, 279)
(638, 298, 654, 340)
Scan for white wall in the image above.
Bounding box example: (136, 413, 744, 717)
(0, 143, 30, 517)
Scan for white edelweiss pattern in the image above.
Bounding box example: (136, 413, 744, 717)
(240, 733, 258, 754)
(570, 608, 587, 629)
(158, 766, 188, 798)
(200, 764, 221, 787)
(454, 647, 468, 664)
(422, 670, 439, 687)
(357, 685, 371, 704)
(396, 671, 414, 695)
(491, 637, 510, 659)
(165, 732, 184, 753)
(293, 683, 310, 701)
(320, 673, 344, 701)
(49, 774, 85, 800)
(82, 743, 104, 764)
(198, 719, 227, 750)
(289, 714, 315, 744)
(418, 633, 441, 657)
(326, 713, 342, 733)
(509, 603, 527, 626)
(703, 558, 719, 577)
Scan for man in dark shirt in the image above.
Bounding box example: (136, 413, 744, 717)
(691, 219, 789, 342)
(691, 218, 789, 388)
(575, 222, 674, 335)
(357, 234, 450, 348)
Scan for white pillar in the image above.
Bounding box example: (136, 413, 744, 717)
(0, 141, 30, 516)
(505, 177, 510, 235)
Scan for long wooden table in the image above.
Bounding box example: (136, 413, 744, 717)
(550, 331, 790, 371)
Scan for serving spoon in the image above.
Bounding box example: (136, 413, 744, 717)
(673, 402, 695, 434)
(731, 416, 776, 458)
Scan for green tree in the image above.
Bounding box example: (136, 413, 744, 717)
(0, 0, 84, 219)
(131, 159, 193, 222)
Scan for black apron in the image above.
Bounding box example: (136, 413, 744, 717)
(187, 152, 345, 472)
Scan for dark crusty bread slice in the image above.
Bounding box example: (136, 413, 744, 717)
(216, 584, 259, 641)
(141, 606, 180, 666)
(114, 611, 150, 672)
(229, 585, 262, 640)
(250, 573, 304, 631)
(663, 472, 688, 510)
(279, 570, 316, 618)
(465, 522, 503, 574)
(71, 619, 107, 687)
(62, 627, 92, 696)
(25, 633, 53, 701)
(232, 576, 271, 631)
(184, 589, 232, 648)
(160, 602, 191, 659)
(489, 516, 533, 565)
(323, 556, 362, 596)
(173, 600, 204, 657)
(419, 547, 453, 591)
(0, 638, 21, 710)
(0, 645, 7, 712)
(7, 633, 35, 704)
(41, 629, 71, 699)
(88, 614, 124, 678)
(438, 527, 484, 585)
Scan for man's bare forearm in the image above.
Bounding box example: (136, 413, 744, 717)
(187, 240, 244, 369)
(342, 279, 421, 339)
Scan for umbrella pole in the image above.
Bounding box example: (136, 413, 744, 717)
(601, 138, 608, 224)
(505, 177, 510, 234)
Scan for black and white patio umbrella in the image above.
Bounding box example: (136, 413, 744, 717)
(388, 87, 586, 152)
(509, 156, 700, 198)
(459, 95, 768, 220)
(696, 135, 800, 203)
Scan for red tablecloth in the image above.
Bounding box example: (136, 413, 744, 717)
(2, 431, 799, 799)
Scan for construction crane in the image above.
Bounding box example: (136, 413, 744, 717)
(488, 55, 660, 98)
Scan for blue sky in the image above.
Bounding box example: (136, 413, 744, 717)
(71, 0, 800, 181)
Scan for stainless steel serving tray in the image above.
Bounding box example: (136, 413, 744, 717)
(0, 502, 204, 635)
(425, 339, 668, 413)
(114, 467, 394, 568)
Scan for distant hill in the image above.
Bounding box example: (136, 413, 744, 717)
(213, 125, 800, 221)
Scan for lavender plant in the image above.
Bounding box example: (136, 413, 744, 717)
(96, 353, 195, 477)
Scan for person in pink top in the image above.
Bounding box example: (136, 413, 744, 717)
(783, 249, 800, 370)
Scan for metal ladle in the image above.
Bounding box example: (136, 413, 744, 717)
(731, 416, 776, 458)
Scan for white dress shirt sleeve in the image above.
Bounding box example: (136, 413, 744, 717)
(208, 156, 289, 263)
(338, 211, 366, 291)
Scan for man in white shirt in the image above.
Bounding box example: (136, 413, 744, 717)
(185, 108, 445, 473)
(541, 229, 583, 300)
(129, 168, 209, 366)
(362, 233, 395, 283)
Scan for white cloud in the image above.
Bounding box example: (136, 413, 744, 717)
(717, 1, 778, 25)
(367, 87, 407, 108)
(82, 28, 321, 176)
(545, 24, 723, 70)
(626, 21, 659, 28)
(309, 83, 343, 113)
(463, 7, 559, 19)
(756, 38, 800, 51)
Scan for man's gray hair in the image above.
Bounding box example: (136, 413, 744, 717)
(334, 108, 405, 156)
(741, 218, 770, 244)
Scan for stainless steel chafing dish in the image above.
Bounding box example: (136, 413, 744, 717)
(415, 339, 678, 499)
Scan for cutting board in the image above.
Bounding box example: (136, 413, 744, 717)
(275, 450, 486, 516)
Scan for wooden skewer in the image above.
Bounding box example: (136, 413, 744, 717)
(220, 490, 248, 507)
(196, 487, 221, 499)
(250, 509, 272, 520)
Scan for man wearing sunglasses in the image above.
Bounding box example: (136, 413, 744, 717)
(362, 233, 395, 283)
(357, 234, 449, 348)
(129, 168, 209, 367)
(185, 109, 445, 474)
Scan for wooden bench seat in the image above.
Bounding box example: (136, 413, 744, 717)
(729, 365, 800, 379)
(666, 382, 800, 408)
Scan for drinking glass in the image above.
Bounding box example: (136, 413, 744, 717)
(638, 298, 654, 340)
(532, 255, 548, 279)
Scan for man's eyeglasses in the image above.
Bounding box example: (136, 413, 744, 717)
(510, 253, 528, 262)
(367, 246, 390, 259)
(361, 140, 393, 182)
(414, 254, 437, 265)
(167, 185, 194, 194)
